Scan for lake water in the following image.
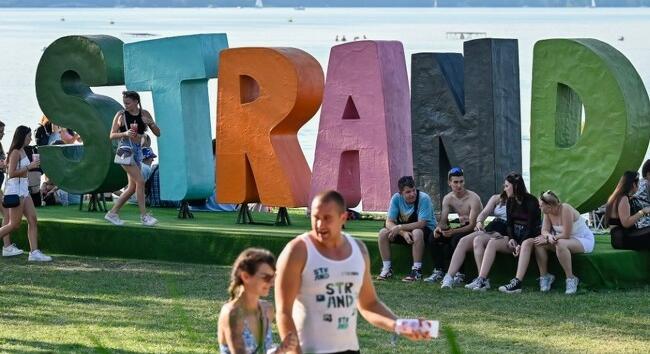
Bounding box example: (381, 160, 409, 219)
(1, 7, 650, 181)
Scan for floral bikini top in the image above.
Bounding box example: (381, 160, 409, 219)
(219, 308, 274, 354)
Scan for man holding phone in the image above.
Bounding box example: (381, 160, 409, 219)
(275, 190, 431, 354)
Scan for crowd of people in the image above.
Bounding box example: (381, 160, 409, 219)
(375, 164, 650, 295)
(0, 90, 647, 352)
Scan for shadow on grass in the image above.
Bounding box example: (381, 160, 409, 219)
(0, 337, 141, 353)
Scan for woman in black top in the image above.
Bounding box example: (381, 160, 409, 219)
(105, 91, 161, 227)
(471, 172, 541, 292)
(606, 171, 650, 250)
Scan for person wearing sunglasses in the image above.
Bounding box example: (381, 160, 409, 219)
(606, 171, 650, 250)
(376, 176, 437, 282)
(275, 191, 431, 354)
(218, 248, 298, 354)
(472, 172, 541, 292)
(425, 167, 483, 284)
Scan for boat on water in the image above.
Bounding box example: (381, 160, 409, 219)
(255, 0, 263, 8)
(294, 6, 306, 10)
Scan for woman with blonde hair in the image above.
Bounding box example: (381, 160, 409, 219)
(218, 248, 297, 354)
(527, 190, 594, 295)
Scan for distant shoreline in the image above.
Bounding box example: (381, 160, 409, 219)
(1, 6, 649, 9)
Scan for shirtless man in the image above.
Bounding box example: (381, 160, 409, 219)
(275, 190, 429, 353)
(424, 167, 482, 284)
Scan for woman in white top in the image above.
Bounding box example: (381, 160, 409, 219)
(532, 190, 593, 294)
(0, 126, 51, 261)
(441, 191, 508, 289)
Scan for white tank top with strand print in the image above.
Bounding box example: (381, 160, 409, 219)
(292, 232, 365, 353)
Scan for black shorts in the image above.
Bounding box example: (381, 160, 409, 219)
(485, 218, 508, 235)
(388, 226, 433, 245)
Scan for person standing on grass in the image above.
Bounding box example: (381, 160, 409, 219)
(441, 191, 508, 289)
(0, 120, 17, 257)
(425, 167, 482, 285)
(218, 248, 298, 354)
(376, 176, 437, 282)
(275, 190, 430, 354)
(105, 91, 161, 227)
(517, 190, 594, 295)
(471, 172, 541, 292)
(0, 125, 51, 261)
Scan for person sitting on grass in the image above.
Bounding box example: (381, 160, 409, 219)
(520, 190, 594, 295)
(606, 171, 650, 250)
(471, 172, 540, 292)
(218, 248, 298, 354)
(442, 190, 508, 289)
(425, 167, 482, 284)
(376, 176, 437, 282)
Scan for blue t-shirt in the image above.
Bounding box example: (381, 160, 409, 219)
(387, 191, 437, 230)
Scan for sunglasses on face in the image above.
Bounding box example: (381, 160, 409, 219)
(449, 167, 463, 174)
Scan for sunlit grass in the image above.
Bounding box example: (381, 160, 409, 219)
(1, 255, 648, 353)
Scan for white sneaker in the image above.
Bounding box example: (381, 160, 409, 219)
(465, 277, 482, 289)
(2, 243, 25, 257)
(440, 274, 454, 289)
(452, 272, 465, 285)
(104, 212, 124, 226)
(539, 273, 555, 292)
(28, 250, 52, 262)
(565, 277, 579, 295)
(423, 269, 444, 283)
(473, 278, 491, 292)
(141, 213, 158, 227)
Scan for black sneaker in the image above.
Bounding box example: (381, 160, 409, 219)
(402, 268, 423, 282)
(498, 278, 522, 294)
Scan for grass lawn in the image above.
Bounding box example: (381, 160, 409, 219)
(1, 255, 648, 353)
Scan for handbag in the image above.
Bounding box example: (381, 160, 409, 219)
(114, 114, 135, 166)
(2, 194, 20, 208)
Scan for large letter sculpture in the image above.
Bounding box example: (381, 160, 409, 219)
(412, 38, 522, 206)
(124, 34, 228, 200)
(35, 35, 127, 193)
(530, 39, 650, 212)
(216, 48, 324, 206)
(310, 41, 413, 211)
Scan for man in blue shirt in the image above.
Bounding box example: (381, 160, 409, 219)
(377, 176, 437, 282)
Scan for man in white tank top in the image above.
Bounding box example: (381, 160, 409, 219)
(275, 191, 429, 354)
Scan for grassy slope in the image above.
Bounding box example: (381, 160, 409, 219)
(1, 255, 648, 353)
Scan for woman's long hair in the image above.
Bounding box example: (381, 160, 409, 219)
(0, 120, 5, 156)
(605, 171, 639, 226)
(8, 125, 31, 156)
(228, 248, 276, 300)
(505, 172, 528, 202)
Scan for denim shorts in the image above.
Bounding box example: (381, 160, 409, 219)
(119, 139, 142, 168)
